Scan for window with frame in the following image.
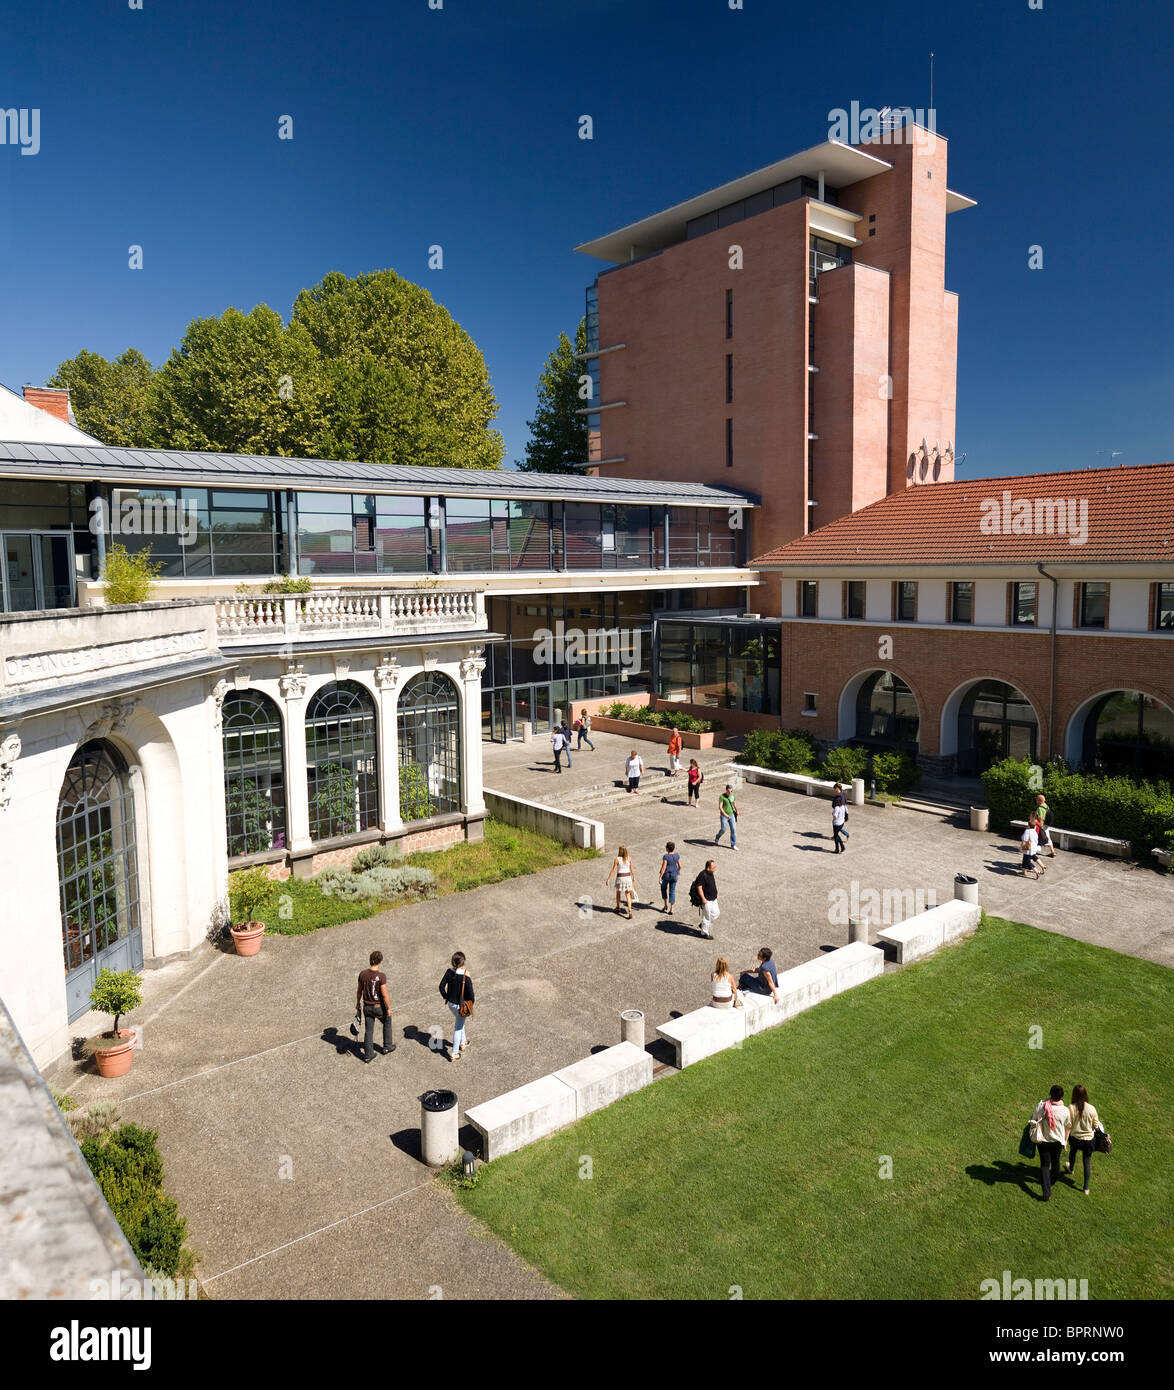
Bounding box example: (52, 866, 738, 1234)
(950, 581, 974, 623)
(846, 580, 866, 620)
(1079, 582, 1108, 628)
(222, 691, 287, 858)
(725, 288, 733, 339)
(1154, 581, 1174, 630)
(894, 581, 917, 621)
(305, 682, 379, 842)
(800, 580, 818, 617)
(1011, 581, 1037, 626)
(398, 673, 461, 821)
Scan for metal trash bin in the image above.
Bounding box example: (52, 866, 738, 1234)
(954, 874, 979, 905)
(620, 1009, 644, 1048)
(420, 1089, 460, 1167)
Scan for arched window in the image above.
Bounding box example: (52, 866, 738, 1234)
(398, 673, 461, 821)
(306, 681, 379, 841)
(957, 680, 1038, 775)
(1084, 691, 1174, 780)
(854, 671, 919, 749)
(58, 740, 143, 1020)
(223, 690, 287, 857)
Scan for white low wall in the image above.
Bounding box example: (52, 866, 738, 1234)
(727, 764, 841, 800)
(1009, 820, 1131, 860)
(875, 900, 981, 964)
(484, 788, 604, 851)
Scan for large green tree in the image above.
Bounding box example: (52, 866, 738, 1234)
(517, 319, 589, 473)
(48, 348, 157, 446)
(48, 269, 504, 468)
(291, 270, 503, 469)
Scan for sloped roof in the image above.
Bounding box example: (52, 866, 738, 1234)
(0, 384, 100, 446)
(751, 464, 1174, 567)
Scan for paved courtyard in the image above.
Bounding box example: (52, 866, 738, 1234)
(50, 730, 1174, 1299)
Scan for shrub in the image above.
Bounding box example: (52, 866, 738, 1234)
(260, 574, 313, 594)
(399, 762, 432, 821)
(89, 968, 143, 1038)
(598, 701, 723, 734)
(70, 1099, 121, 1143)
(980, 757, 1035, 831)
(871, 749, 921, 794)
(351, 843, 401, 872)
(103, 543, 162, 605)
(50, 1085, 77, 1112)
(81, 1123, 192, 1278)
(735, 728, 817, 774)
(316, 864, 436, 902)
(228, 866, 274, 926)
(822, 744, 870, 784)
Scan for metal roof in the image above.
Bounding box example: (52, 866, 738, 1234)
(0, 441, 759, 508)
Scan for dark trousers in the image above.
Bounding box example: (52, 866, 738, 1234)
(1038, 1140, 1063, 1198)
(554, 748, 563, 772)
(1068, 1136, 1094, 1188)
(363, 1002, 391, 1061)
(832, 823, 846, 852)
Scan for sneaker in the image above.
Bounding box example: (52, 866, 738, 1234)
(731, 845, 739, 852)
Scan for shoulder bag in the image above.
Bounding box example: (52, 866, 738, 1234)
(458, 972, 474, 1019)
(1093, 1125, 1112, 1155)
(1018, 1119, 1037, 1159)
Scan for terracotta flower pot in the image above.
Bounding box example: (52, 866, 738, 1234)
(230, 921, 265, 956)
(93, 1030, 136, 1078)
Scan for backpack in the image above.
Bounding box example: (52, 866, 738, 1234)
(688, 875, 704, 908)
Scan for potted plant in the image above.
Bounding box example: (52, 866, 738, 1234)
(87, 968, 143, 1079)
(228, 866, 274, 956)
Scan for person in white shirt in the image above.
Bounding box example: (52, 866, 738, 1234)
(1030, 1085, 1071, 1200)
(1020, 823, 1043, 878)
(710, 957, 740, 1010)
(551, 726, 566, 775)
(625, 750, 644, 793)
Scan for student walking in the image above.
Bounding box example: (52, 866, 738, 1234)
(832, 784, 850, 840)
(667, 728, 683, 777)
(710, 957, 740, 1010)
(1064, 1085, 1103, 1196)
(561, 721, 573, 769)
(606, 845, 637, 919)
(1020, 821, 1044, 878)
(575, 709, 596, 751)
(658, 841, 682, 913)
(1029, 1085, 1071, 1201)
(831, 798, 848, 853)
(687, 759, 704, 807)
(625, 749, 644, 793)
(438, 951, 475, 1062)
(690, 859, 720, 938)
(1034, 793, 1056, 857)
(715, 784, 739, 850)
(551, 725, 567, 774)
(355, 950, 396, 1063)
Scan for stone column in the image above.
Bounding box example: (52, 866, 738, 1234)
(374, 654, 403, 836)
(279, 663, 313, 853)
(460, 647, 487, 821)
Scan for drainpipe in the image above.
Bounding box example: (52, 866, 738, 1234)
(1037, 563, 1059, 760)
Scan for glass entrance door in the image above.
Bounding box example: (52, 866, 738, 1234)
(1, 531, 76, 612)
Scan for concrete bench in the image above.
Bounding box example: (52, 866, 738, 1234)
(465, 1074, 577, 1161)
(1010, 820, 1131, 859)
(810, 940, 886, 990)
(727, 764, 840, 800)
(875, 900, 981, 964)
(737, 960, 837, 1036)
(552, 1042, 652, 1119)
(656, 1005, 747, 1068)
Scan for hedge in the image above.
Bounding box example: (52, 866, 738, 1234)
(981, 757, 1174, 857)
(81, 1123, 194, 1278)
(735, 728, 818, 774)
(599, 702, 724, 734)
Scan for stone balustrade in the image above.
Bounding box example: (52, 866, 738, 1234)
(214, 589, 485, 644)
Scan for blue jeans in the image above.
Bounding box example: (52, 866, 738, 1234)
(564, 745, 572, 767)
(660, 875, 678, 904)
(717, 813, 736, 848)
(577, 732, 595, 750)
(447, 1000, 467, 1053)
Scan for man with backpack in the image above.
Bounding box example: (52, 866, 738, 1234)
(1034, 793, 1056, 857)
(689, 860, 720, 938)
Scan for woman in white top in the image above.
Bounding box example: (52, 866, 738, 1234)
(711, 957, 739, 1010)
(605, 844, 636, 919)
(1029, 1084, 1071, 1201)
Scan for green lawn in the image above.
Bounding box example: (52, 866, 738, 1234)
(456, 916, 1174, 1299)
(404, 816, 598, 894)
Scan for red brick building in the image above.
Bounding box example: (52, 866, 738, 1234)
(576, 122, 975, 578)
(748, 463, 1174, 778)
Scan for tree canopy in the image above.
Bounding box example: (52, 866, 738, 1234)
(517, 319, 589, 473)
(49, 269, 504, 468)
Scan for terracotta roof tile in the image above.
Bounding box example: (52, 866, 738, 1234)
(751, 463, 1174, 566)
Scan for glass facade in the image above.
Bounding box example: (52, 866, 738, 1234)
(654, 619, 780, 715)
(809, 235, 852, 296)
(957, 680, 1038, 775)
(1084, 691, 1174, 780)
(855, 672, 919, 749)
(223, 691, 287, 858)
(111, 486, 279, 578)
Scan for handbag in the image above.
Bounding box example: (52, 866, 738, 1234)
(1018, 1123, 1037, 1159)
(458, 971, 474, 1019)
(350, 1009, 362, 1038)
(1093, 1125, 1112, 1155)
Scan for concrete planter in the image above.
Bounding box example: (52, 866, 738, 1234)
(230, 922, 266, 956)
(590, 716, 725, 748)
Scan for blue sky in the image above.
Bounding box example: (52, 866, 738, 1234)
(1, 0, 1170, 481)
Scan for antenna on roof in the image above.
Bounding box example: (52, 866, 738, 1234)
(930, 54, 935, 115)
(1096, 449, 1124, 467)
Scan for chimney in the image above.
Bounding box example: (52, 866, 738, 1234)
(22, 385, 74, 426)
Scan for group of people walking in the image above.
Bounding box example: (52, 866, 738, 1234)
(354, 948, 474, 1064)
(550, 710, 597, 773)
(1028, 1084, 1107, 1197)
(1020, 793, 1057, 877)
(604, 841, 723, 937)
